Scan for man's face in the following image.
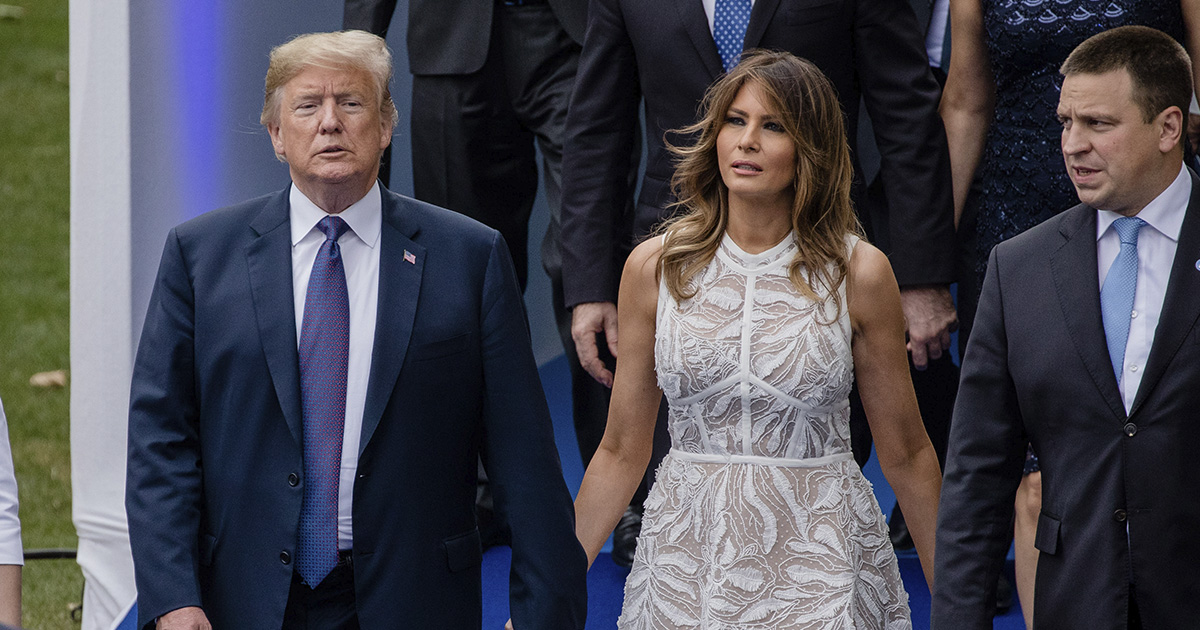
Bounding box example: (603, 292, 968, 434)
(268, 64, 392, 200)
(1057, 69, 1177, 217)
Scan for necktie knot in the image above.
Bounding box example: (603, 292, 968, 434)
(318, 216, 350, 242)
(1112, 216, 1146, 246)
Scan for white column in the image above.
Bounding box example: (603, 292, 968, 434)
(68, 0, 137, 627)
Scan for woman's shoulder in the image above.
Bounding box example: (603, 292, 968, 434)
(627, 233, 664, 269)
(847, 238, 896, 295)
(622, 235, 665, 288)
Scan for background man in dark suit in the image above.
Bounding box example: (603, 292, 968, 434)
(560, 0, 959, 557)
(343, 0, 630, 550)
(934, 26, 1199, 629)
(125, 30, 585, 630)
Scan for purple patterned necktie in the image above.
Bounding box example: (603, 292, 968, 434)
(296, 215, 350, 586)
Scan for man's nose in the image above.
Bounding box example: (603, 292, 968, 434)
(318, 101, 343, 133)
(1061, 124, 1088, 155)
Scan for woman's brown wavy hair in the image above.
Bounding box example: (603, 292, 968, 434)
(658, 50, 861, 315)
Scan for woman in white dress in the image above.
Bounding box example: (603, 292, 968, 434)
(572, 51, 943, 628)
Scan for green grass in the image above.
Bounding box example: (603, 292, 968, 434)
(0, 0, 84, 628)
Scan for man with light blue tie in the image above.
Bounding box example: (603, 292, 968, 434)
(125, 30, 586, 630)
(933, 26, 1200, 629)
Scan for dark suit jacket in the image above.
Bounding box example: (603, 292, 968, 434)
(343, 0, 588, 74)
(559, 0, 954, 307)
(933, 169, 1200, 629)
(126, 186, 587, 629)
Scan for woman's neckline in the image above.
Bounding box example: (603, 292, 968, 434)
(721, 231, 794, 267)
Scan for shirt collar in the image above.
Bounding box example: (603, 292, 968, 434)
(289, 181, 383, 248)
(1096, 164, 1190, 243)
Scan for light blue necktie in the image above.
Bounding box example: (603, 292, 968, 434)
(714, 0, 752, 72)
(1100, 216, 1146, 381)
(296, 216, 351, 587)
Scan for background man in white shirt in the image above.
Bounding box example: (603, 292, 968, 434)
(0, 398, 22, 627)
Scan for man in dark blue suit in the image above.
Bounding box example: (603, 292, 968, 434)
(934, 26, 1200, 628)
(125, 30, 586, 630)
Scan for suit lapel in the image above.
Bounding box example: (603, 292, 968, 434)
(1050, 205, 1127, 420)
(245, 188, 305, 444)
(359, 189, 425, 456)
(743, 0, 782, 51)
(1130, 170, 1200, 415)
(673, 0, 724, 81)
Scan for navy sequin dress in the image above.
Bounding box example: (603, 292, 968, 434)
(958, 0, 1185, 344)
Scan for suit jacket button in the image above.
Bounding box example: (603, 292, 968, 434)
(288, 473, 300, 487)
(280, 550, 292, 565)
(1123, 423, 1137, 437)
(1114, 509, 1127, 522)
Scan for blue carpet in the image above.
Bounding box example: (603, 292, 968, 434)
(481, 355, 1027, 629)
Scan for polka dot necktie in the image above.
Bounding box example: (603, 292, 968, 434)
(296, 215, 350, 586)
(1100, 216, 1146, 382)
(714, 0, 752, 72)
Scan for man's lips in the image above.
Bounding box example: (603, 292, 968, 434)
(731, 160, 762, 174)
(318, 146, 347, 155)
(1071, 165, 1102, 181)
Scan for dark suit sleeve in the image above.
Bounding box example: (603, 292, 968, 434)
(559, 0, 642, 308)
(853, 0, 956, 286)
(931, 247, 1028, 629)
(477, 233, 588, 627)
(342, 0, 398, 35)
(126, 228, 205, 629)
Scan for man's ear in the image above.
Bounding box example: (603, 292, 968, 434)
(1158, 105, 1184, 154)
(267, 122, 286, 159)
(380, 119, 394, 152)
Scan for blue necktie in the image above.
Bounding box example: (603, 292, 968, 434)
(296, 216, 351, 586)
(1100, 216, 1146, 382)
(714, 0, 752, 72)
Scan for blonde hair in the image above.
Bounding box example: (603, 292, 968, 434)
(260, 30, 399, 129)
(659, 50, 861, 313)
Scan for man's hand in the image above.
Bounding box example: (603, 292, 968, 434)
(157, 606, 212, 630)
(571, 301, 619, 388)
(899, 285, 958, 370)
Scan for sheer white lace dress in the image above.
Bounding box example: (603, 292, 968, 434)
(617, 233, 911, 629)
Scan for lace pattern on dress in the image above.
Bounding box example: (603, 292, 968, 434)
(619, 233, 911, 629)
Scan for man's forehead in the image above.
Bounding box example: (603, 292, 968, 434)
(286, 64, 375, 91)
(1058, 69, 1134, 112)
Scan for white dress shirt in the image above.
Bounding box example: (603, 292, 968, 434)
(703, 0, 756, 32)
(0, 398, 22, 565)
(290, 182, 382, 549)
(926, 0, 950, 69)
(1096, 165, 1191, 413)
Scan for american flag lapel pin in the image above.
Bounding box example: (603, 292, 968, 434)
(404, 249, 417, 265)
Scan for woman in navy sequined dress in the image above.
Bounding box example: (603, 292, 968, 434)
(940, 0, 1198, 626)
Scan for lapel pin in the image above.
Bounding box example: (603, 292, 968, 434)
(1195, 259, 1200, 271)
(404, 250, 416, 265)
